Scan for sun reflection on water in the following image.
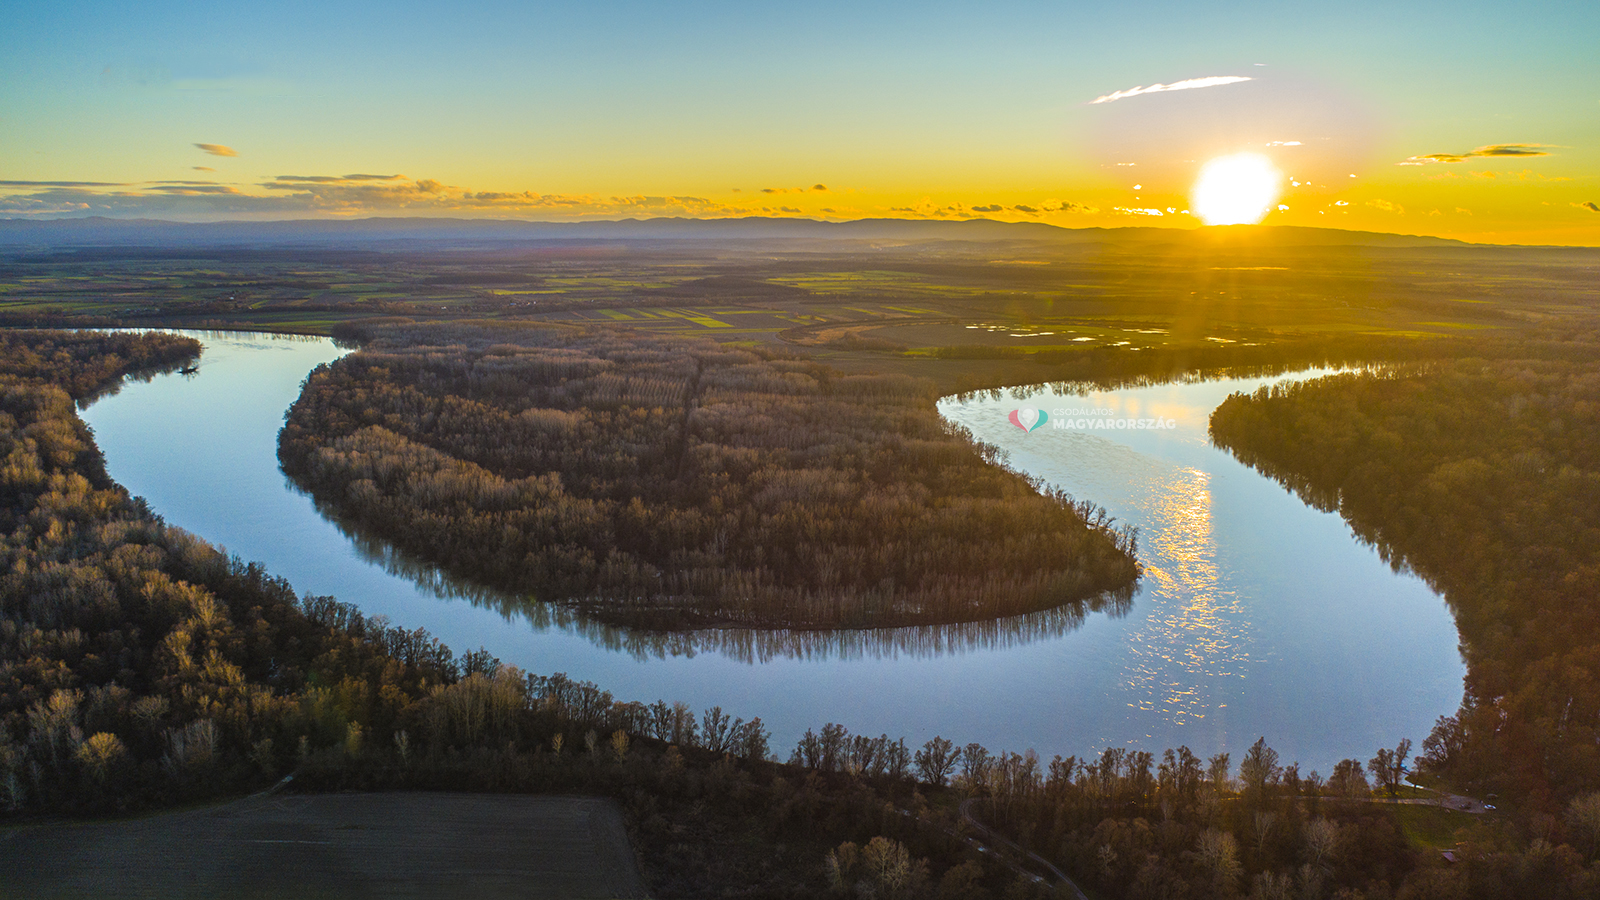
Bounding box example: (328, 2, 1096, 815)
(1119, 465, 1248, 725)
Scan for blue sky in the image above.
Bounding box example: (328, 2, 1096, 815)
(3, 0, 1597, 241)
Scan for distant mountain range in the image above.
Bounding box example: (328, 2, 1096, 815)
(0, 214, 1492, 249)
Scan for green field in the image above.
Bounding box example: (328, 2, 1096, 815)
(3, 235, 1596, 398)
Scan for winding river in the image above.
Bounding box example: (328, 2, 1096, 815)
(80, 330, 1464, 772)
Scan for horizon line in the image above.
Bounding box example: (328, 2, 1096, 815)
(0, 213, 1592, 250)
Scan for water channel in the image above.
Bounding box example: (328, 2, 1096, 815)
(79, 330, 1463, 771)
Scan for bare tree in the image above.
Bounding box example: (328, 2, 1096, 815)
(914, 736, 956, 786)
(959, 743, 990, 790)
(1367, 738, 1411, 797)
(1329, 759, 1369, 799)
(735, 717, 770, 761)
(1239, 737, 1283, 804)
(1207, 752, 1232, 797)
(701, 706, 732, 754)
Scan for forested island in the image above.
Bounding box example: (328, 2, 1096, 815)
(1211, 338, 1600, 815)
(278, 321, 1139, 630)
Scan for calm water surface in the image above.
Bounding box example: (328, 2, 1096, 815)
(80, 331, 1464, 771)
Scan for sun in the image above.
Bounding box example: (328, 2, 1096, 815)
(1191, 153, 1282, 226)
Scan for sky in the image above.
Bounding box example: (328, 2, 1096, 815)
(2, 0, 1597, 244)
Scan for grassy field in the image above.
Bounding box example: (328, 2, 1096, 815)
(1389, 803, 1484, 851)
(3, 233, 1596, 398)
(0, 792, 648, 899)
(5, 235, 1593, 340)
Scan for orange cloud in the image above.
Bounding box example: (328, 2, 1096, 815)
(1398, 143, 1552, 165)
(888, 198, 1095, 219)
(194, 143, 238, 157)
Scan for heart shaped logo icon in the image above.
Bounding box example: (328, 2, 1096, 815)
(1008, 407, 1048, 432)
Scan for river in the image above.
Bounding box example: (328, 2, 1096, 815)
(79, 330, 1464, 772)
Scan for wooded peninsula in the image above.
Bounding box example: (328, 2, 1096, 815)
(279, 321, 1139, 630)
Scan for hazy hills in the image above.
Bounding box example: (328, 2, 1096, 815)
(0, 215, 1487, 251)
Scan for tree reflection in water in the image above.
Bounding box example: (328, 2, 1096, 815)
(312, 491, 1136, 664)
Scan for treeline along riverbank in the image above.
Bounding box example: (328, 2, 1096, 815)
(1210, 336, 1600, 817)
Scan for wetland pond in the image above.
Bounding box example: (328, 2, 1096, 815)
(81, 330, 1464, 771)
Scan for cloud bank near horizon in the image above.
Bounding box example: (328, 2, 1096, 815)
(0, 173, 1102, 223)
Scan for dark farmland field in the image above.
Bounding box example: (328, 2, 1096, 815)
(0, 792, 647, 899)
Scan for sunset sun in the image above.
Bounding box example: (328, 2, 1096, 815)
(1191, 153, 1283, 225)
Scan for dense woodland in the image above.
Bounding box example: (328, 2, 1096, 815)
(0, 329, 1009, 894)
(5, 330, 1600, 896)
(1210, 338, 1600, 816)
(0, 329, 471, 812)
(0, 330, 197, 398)
(279, 322, 1139, 629)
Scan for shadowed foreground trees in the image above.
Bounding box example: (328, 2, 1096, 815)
(794, 726, 1600, 900)
(279, 322, 1139, 629)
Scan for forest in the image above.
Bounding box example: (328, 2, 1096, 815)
(278, 321, 1139, 629)
(1210, 335, 1600, 816)
(0, 328, 473, 813)
(4, 328, 1600, 897)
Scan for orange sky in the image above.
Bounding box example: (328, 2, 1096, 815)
(2, 1, 1596, 245)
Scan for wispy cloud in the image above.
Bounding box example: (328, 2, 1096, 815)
(0, 180, 130, 188)
(1578, 202, 1600, 213)
(889, 198, 1096, 218)
(760, 184, 829, 194)
(146, 184, 242, 195)
(1398, 143, 1554, 165)
(194, 143, 238, 157)
(0, 171, 1093, 222)
(1089, 75, 1252, 105)
(193, 166, 215, 172)
(270, 173, 404, 184)
(1041, 200, 1095, 214)
(0, 172, 763, 219)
